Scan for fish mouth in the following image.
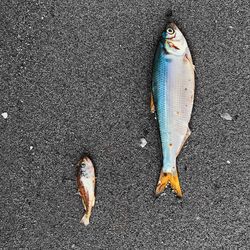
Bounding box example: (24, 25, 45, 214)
(76, 154, 93, 171)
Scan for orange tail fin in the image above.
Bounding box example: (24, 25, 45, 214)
(155, 171, 183, 197)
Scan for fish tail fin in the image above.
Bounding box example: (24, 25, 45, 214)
(155, 170, 182, 198)
(80, 213, 90, 226)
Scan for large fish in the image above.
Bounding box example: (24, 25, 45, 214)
(151, 21, 195, 197)
(76, 155, 96, 225)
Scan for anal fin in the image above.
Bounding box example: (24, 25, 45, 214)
(81, 198, 87, 210)
(176, 128, 191, 157)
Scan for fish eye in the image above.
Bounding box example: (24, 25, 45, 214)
(167, 28, 174, 34)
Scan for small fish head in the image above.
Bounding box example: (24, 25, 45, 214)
(162, 23, 188, 56)
(77, 156, 95, 178)
(81, 156, 92, 166)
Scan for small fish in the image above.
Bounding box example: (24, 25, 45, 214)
(76, 155, 95, 225)
(151, 20, 195, 197)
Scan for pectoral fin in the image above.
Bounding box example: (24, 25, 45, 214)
(150, 93, 155, 113)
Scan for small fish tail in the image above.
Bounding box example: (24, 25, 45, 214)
(80, 213, 90, 226)
(155, 170, 182, 197)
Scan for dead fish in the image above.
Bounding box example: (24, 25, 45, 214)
(151, 21, 195, 197)
(76, 155, 95, 225)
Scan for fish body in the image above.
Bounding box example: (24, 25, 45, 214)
(76, 156, 95, 225)
(152, 22, 195, 197)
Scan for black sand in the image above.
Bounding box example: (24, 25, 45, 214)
(0, 0, 249, 249)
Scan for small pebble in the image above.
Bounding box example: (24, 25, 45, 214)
(220, 113, 232, 121)
(140, 138, 147, 148)
(226, 160, 230, 164)
(30, 146, 33, 150)
(229, 26, 233, 29)
(1, 112, 8, 119)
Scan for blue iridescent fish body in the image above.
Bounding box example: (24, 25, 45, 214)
(152, 22, 195, 197)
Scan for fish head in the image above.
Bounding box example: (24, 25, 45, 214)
(77, 156, 95, 178)
(163, 23, 188, 56)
